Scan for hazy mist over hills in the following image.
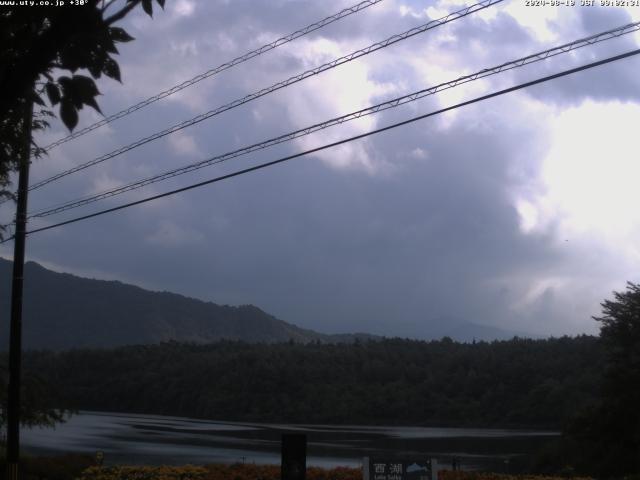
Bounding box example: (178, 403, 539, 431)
(1, 258, 529, 350)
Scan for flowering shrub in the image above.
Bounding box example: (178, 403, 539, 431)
(438, 471, 592, 480)
(203, 463, 280, 480)
(75, 464, 363, 480)
(75, 464, 208, 480)
(202, 464, 362, 480)
(77, 464, 596, 480)
(307, 466, 362, 480)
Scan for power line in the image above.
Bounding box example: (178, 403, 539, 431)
(15, 47, 639, 240)
(41, 0, 387, 152)
(26, 20, 640, 219)
(28, 0, 502, 192)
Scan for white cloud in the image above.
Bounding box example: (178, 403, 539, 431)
(89, 173, 123, 195)
(520, 101, 640, 252)
(515, 198, 539, 233)
(506, 99, 640, 334)
(173, 0, 195, 17)
(169, 39, 199, 57)
(511, 276, 568, 312)
(503, 0, 561, 43)
(168, 131, 202, 157)
(399, 4, 424, 19)
(278, 37, 398, 172)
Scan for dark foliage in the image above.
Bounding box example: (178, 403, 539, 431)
(562, 282, 640, 477)
(19, 336, 602, 429)
(0, 356, 71, 429)
(0, 0, 165, 231)
(0, 1, 166, 429)
(0, 452, 94, 480)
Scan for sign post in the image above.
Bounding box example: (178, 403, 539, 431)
(282, 434, 306, 480)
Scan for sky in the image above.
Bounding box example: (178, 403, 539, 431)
(2, 0, 640, 339)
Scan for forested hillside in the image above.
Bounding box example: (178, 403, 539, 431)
(0, 259, 526, 348)
(22, 336, 602, 428)
(0, 258, 375, 349)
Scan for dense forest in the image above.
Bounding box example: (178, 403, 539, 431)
(19, 336, 602, 428)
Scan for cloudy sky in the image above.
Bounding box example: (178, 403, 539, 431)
(2, 0, 640, 338)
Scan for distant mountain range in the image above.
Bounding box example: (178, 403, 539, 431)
(372, 319, 534, 344)
(0, 258, 377, 350)
(0, 258, 531, 350)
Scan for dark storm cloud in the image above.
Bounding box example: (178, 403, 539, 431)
(3, 0, 638, 338)
(25, 93, 563, 338)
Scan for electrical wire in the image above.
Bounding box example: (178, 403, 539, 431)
(27, 20, 640, 219)
(42, 0, 387, 151)
(28, 0, 503, 192)
(12, 47, 638, 240)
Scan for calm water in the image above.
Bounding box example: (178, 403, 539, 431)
(21, 411, 558, 469)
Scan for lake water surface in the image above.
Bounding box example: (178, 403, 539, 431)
(22, 411, 558, 469)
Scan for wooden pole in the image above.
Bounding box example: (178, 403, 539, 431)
(6, 98, 33, 480)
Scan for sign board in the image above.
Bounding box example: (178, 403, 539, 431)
(364, 458, 437, 480)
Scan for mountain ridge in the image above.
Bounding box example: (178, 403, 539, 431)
(0, 258, 531, 350)
(0, 258, 379, 350)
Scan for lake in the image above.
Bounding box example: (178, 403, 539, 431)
(21, 411, 558, 469)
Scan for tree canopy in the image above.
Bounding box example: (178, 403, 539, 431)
(0, 0, 166, 423)
(0, 359, 68, 429)
(0, 0, 165, 236)
(20, 336, 603, 429)
(563, 282, 640, 477)
(590, 282, 640, 475)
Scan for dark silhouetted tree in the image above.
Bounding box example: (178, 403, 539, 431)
(0, 359, 68, 429)
(0, 0, 166, 423)
(566, 282, 640, 477)
(0, 0, 165, 237)
(593, 282, 640, 474)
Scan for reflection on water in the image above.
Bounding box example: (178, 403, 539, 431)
(22, 411, 558, 468)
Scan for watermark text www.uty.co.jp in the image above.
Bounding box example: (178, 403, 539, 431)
(0, 0, 88, 7)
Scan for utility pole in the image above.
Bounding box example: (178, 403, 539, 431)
(6, 98, 33, 480)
